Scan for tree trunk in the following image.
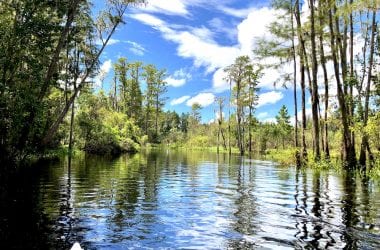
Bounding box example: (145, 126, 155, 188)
(309, 0, 320, 160)
(228, 79, 232, 155)
(155, 95, 159, 137)
(68, 99, 75, 154)
(359, 9, 377, 167)
(221, 129, 227, 150)
(349, 0, 355, 154)
(236, 79, 244, 155)
(328, 5, 356, 167)
(291, 0, 298, 150)
(249, 106, 253, 153)
(291, 0, 300, 166)
(318, 4, 330, 158)
(17, 0, 81, 151)
(217, 113, 220, 154)
(113, 76, 118, 111)
(217, 98, 226, 152)
(41, 7, 126, 146)
(294, 0, 307, 163)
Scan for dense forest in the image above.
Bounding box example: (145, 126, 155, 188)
(0, 0, 379, 171)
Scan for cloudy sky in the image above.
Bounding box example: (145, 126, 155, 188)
(96, 0, 308, 123)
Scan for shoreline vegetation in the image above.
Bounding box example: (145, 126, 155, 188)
(1, 0, 379, 177)
(34, 144, 380, 179)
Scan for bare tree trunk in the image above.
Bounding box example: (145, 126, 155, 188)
(349, 0, 355, 153)
(249, 106, 253, 153)
(310, 0, 321, 160)
(359, 9, 377, 167)
(221, 129, 227, 150)
(295, 0, 307, 163)
(155, 95, 159, 136)
(328, 5, 356, 167)
(113, 76, 118, 111)
(318, 4, 330, 158)
(228, 79, 232, 155)
(236, 79, 244, 155)
(68, 99, 75, 154)
(216, 97, 226, 152)
(217, 119, 220, 154)
(291, 0, 298, 150)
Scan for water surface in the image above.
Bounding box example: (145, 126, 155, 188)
(1, 150, 380, 249)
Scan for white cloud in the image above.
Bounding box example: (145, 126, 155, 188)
(212, 68, 230, 93)
(257, 91, 284, 108)
(131, 5, 343, 97)
(214, 110, 225, 120)
(100, 60, 112, 74)
(142, 0, 188, 16)
(302, 108, 313, 118)
(257, 112, 269, 119)
(165, 68, 192, 87)
(165, 77, 186, 87)
(186, 92, 215, 107)
(94, 59, 112, 88)
(166, 30, 240, 73)
(130, 13, 240, 74)
(170, 95, 191, 105)
(131, 13, 166, 28)
(108, 38, 120, 45)
(218, 6, 258, 18)
(126, 41, 146, 56)
(208, 118, 215, 124)
(136, 0, 233, 17)
(208, 17, 237, 41)
(237, 7, 277, 55)
(96, 38, 120, 46)
(262, 117, 277, 124)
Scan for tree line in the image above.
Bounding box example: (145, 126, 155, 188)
(254, 0, 379, 168)
(0, 0, 379, 171)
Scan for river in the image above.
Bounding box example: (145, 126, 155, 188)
(1, 149, 380, 249)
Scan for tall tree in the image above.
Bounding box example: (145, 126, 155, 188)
(318, 2, 330, 158)
(294, 0, 308, 163)
(359, 8, 377, 167)
(41, 0, 145, 147)
(128, 61, 143, 123)
(142, 64, 167, 141)
(225, 56, 247, 155)
(244, 64, 260, 153)
(114, 57, 129, 113)
(215, 97, 227, 153)
(327, 1, 356, 167)
(309, 0, 321, 160)
(276, 105, 292, 149)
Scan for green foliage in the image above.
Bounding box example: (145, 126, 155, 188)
(276, 105, 292, 148)
(186, 135, 211, 148)
(369, 158, 380, 179)
(76, 92, 141, 155)
(0, 0, 145, 164)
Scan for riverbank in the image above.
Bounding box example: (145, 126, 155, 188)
(29, 144, 380, 180)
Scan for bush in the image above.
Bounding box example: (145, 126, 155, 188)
(76, 93, 142, 155)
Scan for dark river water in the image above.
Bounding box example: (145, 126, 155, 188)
(1, 150, 380, 249)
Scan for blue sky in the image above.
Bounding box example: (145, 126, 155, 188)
(95, 0, 308, 123)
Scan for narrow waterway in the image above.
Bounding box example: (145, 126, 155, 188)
(1, 150, 379, 249)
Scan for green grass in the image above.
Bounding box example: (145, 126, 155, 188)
(29, 146, 85, 161)
(264, 148, 299, 166)
(263, 148, 342, 170)
(369, 158, 380, 179)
